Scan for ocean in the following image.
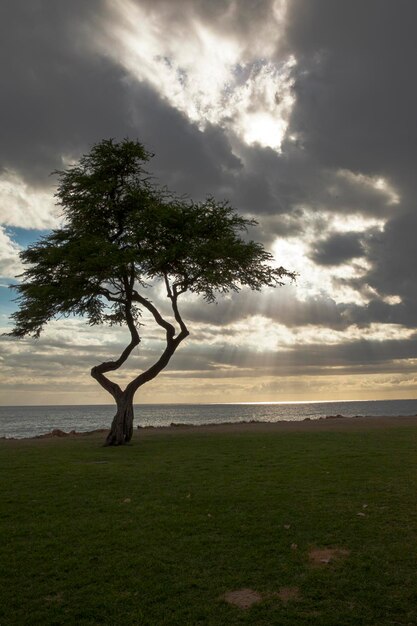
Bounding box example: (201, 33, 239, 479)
(1, 399, 417, 439)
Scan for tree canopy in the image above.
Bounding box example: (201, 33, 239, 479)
(9, 138, 295, 445)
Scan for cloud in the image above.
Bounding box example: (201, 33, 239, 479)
(0, 171, 60, 229)
(277, 0, 417, 331)
(0, 227, 23, 279)
(1, 0, 417, 402)
(125, 82, 242, 199)
(0, 0, 135, 184)
(285, 0, 417, 182)
(97, 0, 295, 150)
(310, 232, 365, 266)
(2, 313, 417, 397)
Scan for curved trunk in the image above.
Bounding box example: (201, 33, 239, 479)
(94, 285, 189, 446)
(105, 393, 134, 446)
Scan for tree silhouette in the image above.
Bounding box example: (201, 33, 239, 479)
(9, 139, 295, 445)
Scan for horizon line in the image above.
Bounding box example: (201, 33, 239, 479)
(1, 398, 417, 408)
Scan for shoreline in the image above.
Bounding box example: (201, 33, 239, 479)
(3, 414, 417, 441)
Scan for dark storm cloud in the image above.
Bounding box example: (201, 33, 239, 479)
(341, 299, 413, 330)
(0, 0, 135, 183)
(340, 209, 417, 328)
(1, 0, 402, 219)
(310, 232, 364, 266)
(127, 83, 242, 199)
(231, 142, 397, 221)
(280, 0, 417, 330)
(2, 0, 417, 390)
(0, 0, 247, 201)
(364, 211, 417, 302)
(285, 0, 417, 183)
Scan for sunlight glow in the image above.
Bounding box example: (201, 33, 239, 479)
(186, 317, 416, 354)
(242, 110, 288, 150)
(271, 236, 370, 305)
(98, 0, 296, 151)
(330, 214, 385, 233)
(266, 202, 393, 306)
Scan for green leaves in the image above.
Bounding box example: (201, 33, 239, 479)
(9, 138, 294, 338)
(136, 197, 294, 301)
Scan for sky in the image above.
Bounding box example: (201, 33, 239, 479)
(1, 0, 417, 405)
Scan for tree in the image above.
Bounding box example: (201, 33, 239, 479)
(8, 139, 295, 445)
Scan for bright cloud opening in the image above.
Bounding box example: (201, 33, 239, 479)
(269, 206, 388, 306)
(97, 0, 296, 151)
(272, 235, 370, 305)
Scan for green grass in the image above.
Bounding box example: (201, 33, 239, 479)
(1, 426, 417, 625)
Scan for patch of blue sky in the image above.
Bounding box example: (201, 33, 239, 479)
(0, 285, 17, 321)
(6, 226, 50, 248)
(1, 228, 50, 320)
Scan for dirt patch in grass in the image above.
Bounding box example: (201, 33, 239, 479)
(275, 586, 301, 603)
(309, 547, 350, 566)
(223, 586, 301, 609)
(222, 588, 262, 609)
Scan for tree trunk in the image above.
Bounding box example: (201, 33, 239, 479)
(105, 393, 134, 446)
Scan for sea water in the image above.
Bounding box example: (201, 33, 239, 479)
(1, 399, 417, 439)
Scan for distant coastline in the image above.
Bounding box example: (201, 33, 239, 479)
(2, 399, 417, 439)
(3, 414, 417, 442)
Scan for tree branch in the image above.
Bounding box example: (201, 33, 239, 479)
(91, 302, 140, 401)
(163, 272, 173, 298)
(132, 289, 175, 339)
(125, 329, 188, 397)
(125, 284, 189, 397)
(170, 285, 189, 336)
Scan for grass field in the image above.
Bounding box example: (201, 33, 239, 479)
(1, 424, 417, 625)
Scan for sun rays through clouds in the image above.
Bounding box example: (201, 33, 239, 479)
(1, 0, 417, 403)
